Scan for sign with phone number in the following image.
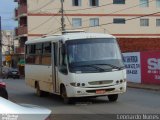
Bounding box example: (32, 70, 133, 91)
(122, 52, 141, 83)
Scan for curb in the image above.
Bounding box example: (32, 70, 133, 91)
(127, 82, 160, 91)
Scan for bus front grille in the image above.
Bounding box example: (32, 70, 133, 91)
(88, 80, 113, 85)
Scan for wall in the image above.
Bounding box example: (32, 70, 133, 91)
(123, 51, 160, 85)
(118, 38, 160, 52)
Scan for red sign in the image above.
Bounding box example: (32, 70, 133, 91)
(141, 51, 160, 84)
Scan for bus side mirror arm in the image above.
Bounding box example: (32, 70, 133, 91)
(59, 66, 68, 75)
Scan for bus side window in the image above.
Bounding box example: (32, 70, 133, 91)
(35, 43, 42, 64)
(42, 42, 51, 65)
(26, 44, 36, 64)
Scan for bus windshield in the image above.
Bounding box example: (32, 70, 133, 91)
(66, 38, 124, 73)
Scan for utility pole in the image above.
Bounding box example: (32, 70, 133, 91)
(60, 0, 65, 32)
(0, 16, 2, 77)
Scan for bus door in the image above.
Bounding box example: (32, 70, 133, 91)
(52, 42, 59, 93)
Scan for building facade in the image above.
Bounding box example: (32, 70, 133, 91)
(2, 30, 14, 55)
(1, 30, 19, 67)
(14, 0, 160, 53)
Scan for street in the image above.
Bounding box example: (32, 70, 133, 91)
(3, 78, 160, 120)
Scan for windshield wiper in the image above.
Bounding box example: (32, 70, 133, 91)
(92, 64, 125, 70)
(71, 64, 107, 72)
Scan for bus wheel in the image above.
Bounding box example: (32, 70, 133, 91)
(36, 83, 43, 97)
(108, 94, 118, 102)
(61, 86, 72, 104)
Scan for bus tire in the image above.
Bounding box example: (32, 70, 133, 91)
(108, 94, 118, 102)
(61, 86, 72, 104)
(35, 83, 43, 97)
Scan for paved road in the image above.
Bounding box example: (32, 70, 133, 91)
(3, 78, 160, 120)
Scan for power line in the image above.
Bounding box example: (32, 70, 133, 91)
(30, 3, 160, 39)
(44, 17, 61, 35)
(64, 11, 72, 27)
(28, 27, 62, 40)
(107, 0, 155, 14)
(28, 17, 53, 32)
(69, 11, 160, 30)
(37, 1, 113, 12)
(37, 8, 61, 12)
(65, 2, 113, 11)
(25, 0, 158, 39)
(125, 11, 160, 21)
(64, 0, 154, 12)
(30, 0, 55, 13)
(45, 27, 61, 35)
(64, 0, 149, 12)
(63, 0, 155, 28)
(28, 13, 59, 32)
(26, 0, 155, 32)
(36, 0, 158, 37)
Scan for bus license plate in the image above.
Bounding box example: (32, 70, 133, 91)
(96, 90, 105, 94)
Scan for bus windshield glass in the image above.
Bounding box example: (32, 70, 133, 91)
(66, 38, 124, 73)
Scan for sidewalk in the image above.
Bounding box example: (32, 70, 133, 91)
(127, 82, 160, 91)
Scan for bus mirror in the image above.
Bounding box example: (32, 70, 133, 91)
(59, 66, 68, 75)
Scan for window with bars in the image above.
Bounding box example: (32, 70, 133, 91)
(72, 0, 81, 6)
(139, 0, 149, 7)
(89, 0, 99, 6)
(140, 19, 149, 26)
(156, 0, 160, 7)
(72, 18, 82, 28)
(156, 19, 160, 26)
(113, 18, 126, 24)
(90, 18, 99, 27)
(113, 0, 125, 4)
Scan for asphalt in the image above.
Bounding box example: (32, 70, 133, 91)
(127, 82, 160, 91)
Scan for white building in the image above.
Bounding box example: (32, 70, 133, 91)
(1, 30, 14, 55)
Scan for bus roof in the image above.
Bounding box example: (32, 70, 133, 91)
(25, 32, 115, 44)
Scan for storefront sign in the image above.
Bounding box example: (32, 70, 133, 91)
(141, 52, 160, 84)
(122, 52, 141, 83)
(5, 55, 11, 62)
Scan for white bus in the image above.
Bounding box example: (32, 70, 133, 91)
(25, 31, 126, 103)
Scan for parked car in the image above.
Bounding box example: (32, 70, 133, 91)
(0, 81, 8, 99)
(2, 67, 20, 79)
(0, 97, 52, 120)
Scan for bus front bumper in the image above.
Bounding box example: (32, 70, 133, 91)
(66, 82, 126, 97)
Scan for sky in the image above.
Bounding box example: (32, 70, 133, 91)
(0, 0, 17, 30)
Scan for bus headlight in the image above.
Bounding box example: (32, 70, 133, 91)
(82, 83, 85, 86)
(116, 79, 126, 84)
(70, 82, 81, 87)
(120, 79, 123, 83)
(77, 83, 80, 87)
(116, 80, 120, 84)
(70, 82, 76, 86)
